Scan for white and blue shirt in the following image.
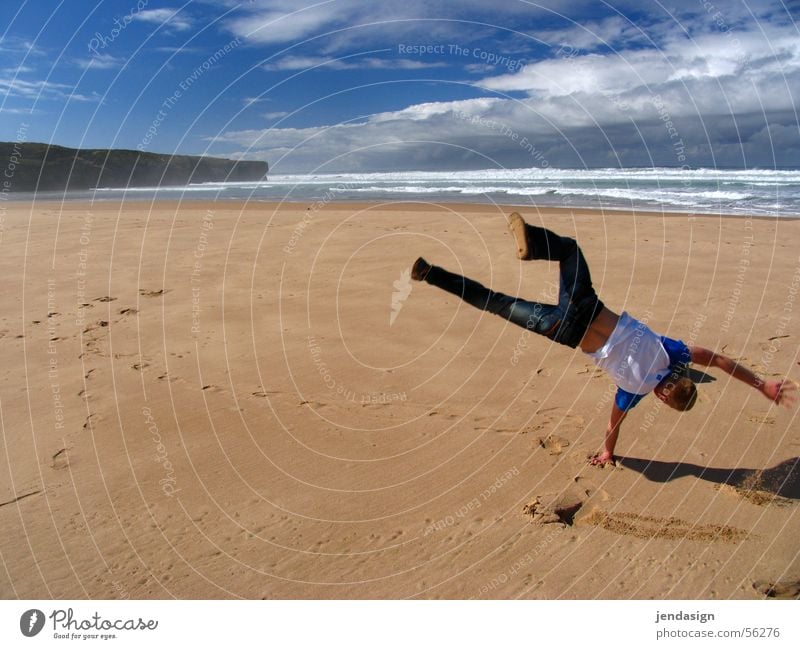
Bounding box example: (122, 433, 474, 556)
(586, 311, 691, 411)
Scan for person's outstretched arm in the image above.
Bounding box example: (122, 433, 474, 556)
(591, 402, 627, 467)
(689, 345, 797, 407)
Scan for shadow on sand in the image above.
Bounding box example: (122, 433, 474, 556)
(618, 456, 800, 500)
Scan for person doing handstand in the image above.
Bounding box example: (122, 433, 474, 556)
(411, 213, 796, 466)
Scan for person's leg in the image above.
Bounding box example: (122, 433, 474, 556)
(509, 213, 595, 301)
(419, 262, 564, 338)
(521, 221, 595, 304)
(508, 214, 605, 347)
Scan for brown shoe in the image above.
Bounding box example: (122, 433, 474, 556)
(508, 212, 531, 260)
(411, 257, 432, 281)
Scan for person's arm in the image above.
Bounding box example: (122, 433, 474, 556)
(689, 345, 797, 407)
(590, 402, 627, 467)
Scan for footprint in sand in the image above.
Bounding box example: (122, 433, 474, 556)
(298, 399, 326, 408)
(79, 342, 103, 359)
(119, 308, 138, 315)
(538, 434, 570, 455)
(473, 424, 521, 435)
(51, 448, 70, 470)
(578, 508, 748, 542)
(760, 336, 790, 351)
(251, 390, 280, 398)
(554, 413, 584, 428)
(139, 289, 169, 298)
(753, 580, 800, 599)
(94, 296, 117, 303)
(529, 412, 584, 434)
(573, 476, 611, 501)
(522, 490, 585, 526)
(747, 414, 775, 425)
(83, 413, 101, 430)
(0, 490, 42, 508)
(132, 362, 149, 371)
(576, 365, 604, 378)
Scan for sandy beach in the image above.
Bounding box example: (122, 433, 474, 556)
(0, 199, 798, 599)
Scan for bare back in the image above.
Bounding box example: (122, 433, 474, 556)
(578, 306, 620, 354)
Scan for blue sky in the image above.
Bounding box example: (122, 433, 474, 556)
(1, 0, 798, 171)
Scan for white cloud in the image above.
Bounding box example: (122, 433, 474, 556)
(478, 24, 800, 118)
(134, 8, 193, 32)
(0, 36, 44, 56)
(153, 45, 203, 54)
(0, 76, 99, 103)
(243, 96, 270, 106)
(263, 110, 289, 119)
(533, 15, 657, 51)
(464, 63, 494, 74)
(224, 0, 582, 49)
(364, 58, 447, 70)
(262, 55, 337, 70)
(209, 96, 516, 169)
(369, 98, 502, 123)
(226, 1, 341, 45)
(262, 54, 447, 71)
(75, 53, 125, 70)
(208, 21, 800, 171)
(0, 106, 36, 115)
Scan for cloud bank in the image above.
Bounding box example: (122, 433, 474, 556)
(214, 17, 800, 171)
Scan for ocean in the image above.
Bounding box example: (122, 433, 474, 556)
(71, 167, 800, 217)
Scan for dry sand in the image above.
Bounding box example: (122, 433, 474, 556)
(0, 200, 798, 599)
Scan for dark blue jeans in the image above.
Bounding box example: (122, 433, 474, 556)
(424, 224, 604, 348)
